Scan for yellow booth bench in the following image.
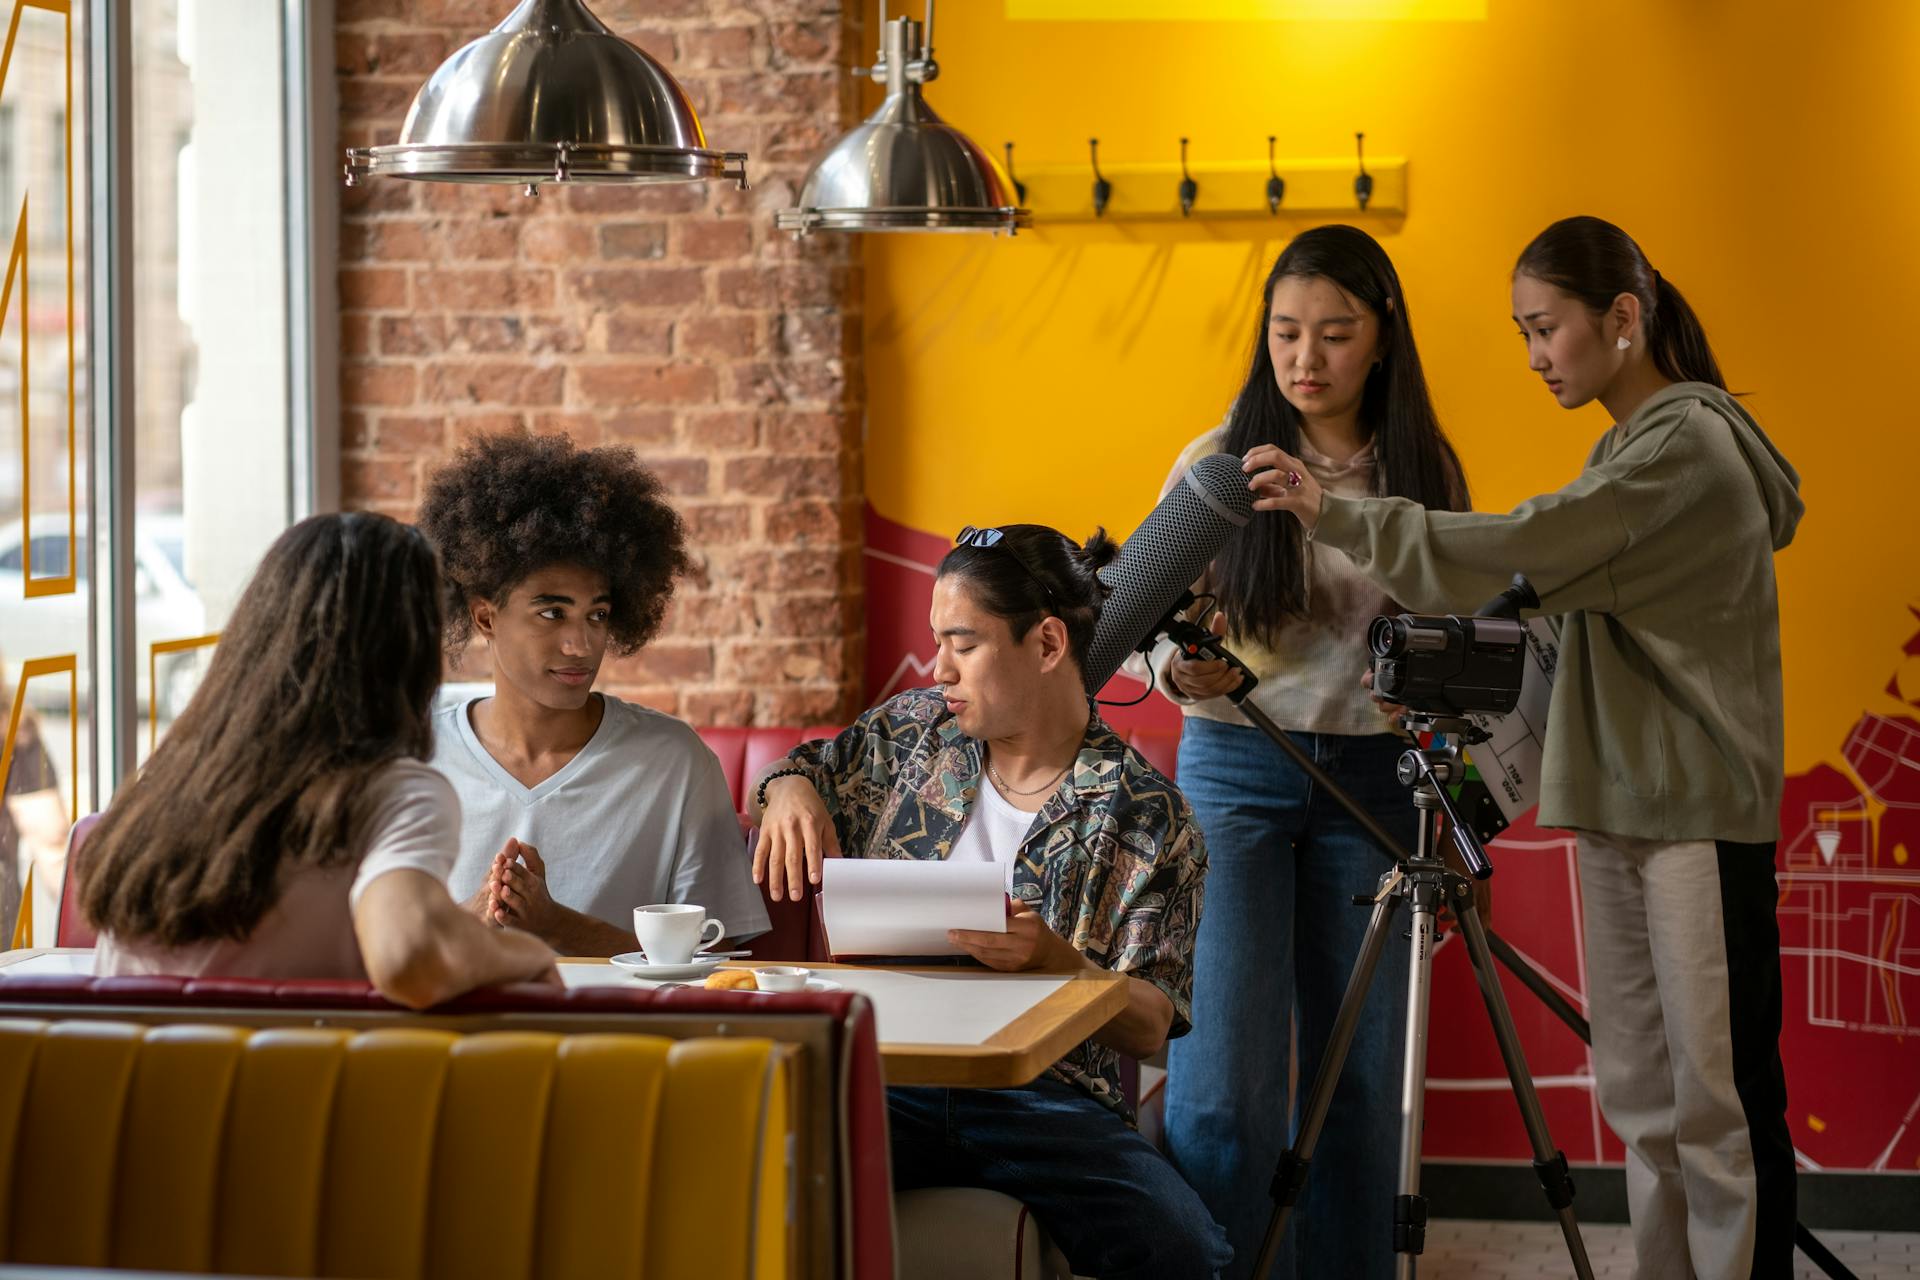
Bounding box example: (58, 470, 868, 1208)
(0, 1021, 789, 1279)
(0, 976, 894, 1280)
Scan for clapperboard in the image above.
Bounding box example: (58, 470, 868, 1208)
(1446, 618, 1558, 844)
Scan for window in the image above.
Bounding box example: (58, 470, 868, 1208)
(1, 1, 325, 943)
(131, 0, 297, 761)
(0, 0, 84, 947)
(44, 109, 60, 234)
(0, 104, 16, 233)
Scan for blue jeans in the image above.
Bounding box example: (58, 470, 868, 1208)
(1164, 719, 1419, 1280)
(890, 1078, 1233, 1280)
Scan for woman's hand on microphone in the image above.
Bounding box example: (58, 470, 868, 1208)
(1168, 612, 1246, 700)
(1243, 445, 1324, 528)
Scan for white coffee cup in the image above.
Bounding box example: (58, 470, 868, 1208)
(633, 904, 724, 965)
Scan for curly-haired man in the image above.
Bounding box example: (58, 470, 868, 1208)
(418, 432, 768, 956)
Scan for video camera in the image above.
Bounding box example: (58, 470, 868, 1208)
(1366, 575, 1540, 719)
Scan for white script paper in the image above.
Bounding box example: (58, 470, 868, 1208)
(820, 859, 1008, 957)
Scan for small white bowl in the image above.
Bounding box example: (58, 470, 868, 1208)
(755, 966, 812, 993)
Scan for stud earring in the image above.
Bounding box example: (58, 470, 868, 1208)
(1616, 336, 1632, 350)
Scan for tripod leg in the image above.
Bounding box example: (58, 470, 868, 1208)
(1252, 874, 1403, 1280)
(1392, 878, 1443, 1280)
(1452, 883, 1596, 1280)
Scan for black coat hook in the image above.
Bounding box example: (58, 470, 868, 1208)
(1354, 131, 1373, 211)
(1266, 135, 1285, 215)
(1179, 137, 1198, 217)
(1003, 141, 1027, 205)
(1090, 137, 1112, 217)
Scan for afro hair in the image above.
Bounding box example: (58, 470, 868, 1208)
(418, 432, 694, 656)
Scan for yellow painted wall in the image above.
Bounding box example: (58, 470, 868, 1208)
(863, 0, 1920, 774)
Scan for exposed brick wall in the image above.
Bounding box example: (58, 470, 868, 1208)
(336, 0, 864, 727)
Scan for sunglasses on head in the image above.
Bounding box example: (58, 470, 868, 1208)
(954, 525, 1058, 610)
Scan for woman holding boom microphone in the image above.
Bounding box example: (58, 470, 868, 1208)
(1154, 225, 1470, 1280)
(1245, 216, 1802, 1280)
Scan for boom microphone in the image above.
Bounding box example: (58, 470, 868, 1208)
(1082, 452, 1254, 694)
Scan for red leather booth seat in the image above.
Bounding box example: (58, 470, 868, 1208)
(696, 726, 847, 817)
(57, 725, 1184, 957)
(55, 814, 100, 949)
(0, 973, 893, 1280)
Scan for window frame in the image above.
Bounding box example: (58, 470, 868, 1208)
(85, 0, 334, 801)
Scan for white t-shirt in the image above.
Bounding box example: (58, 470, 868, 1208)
(96, 759, 459, 981)
(948, 776, 1039, 889)
(432, 694, 770, 942)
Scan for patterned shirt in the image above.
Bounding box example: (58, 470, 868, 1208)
(785, 687, 1207, 1116)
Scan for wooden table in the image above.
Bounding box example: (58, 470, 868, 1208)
(0, 950, 1128, 1090)
(561, 959, 1127, 1088)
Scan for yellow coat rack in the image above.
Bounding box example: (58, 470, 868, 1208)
(1012, 155, 1407, 221)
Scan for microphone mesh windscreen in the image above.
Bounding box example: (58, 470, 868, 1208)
(1082, 453, 1254, 694)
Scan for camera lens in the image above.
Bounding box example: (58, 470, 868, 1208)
(1368, 615, 1405, 659)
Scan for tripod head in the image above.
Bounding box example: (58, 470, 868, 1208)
(1398, 712, 1490, 745)
(1393, 721, 1497, 881)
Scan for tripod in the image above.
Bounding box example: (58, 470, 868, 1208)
(1144, 603, 1859, 1280)
(1249, 717, 1591, 1280)
(1143, 608, 1590, 1275)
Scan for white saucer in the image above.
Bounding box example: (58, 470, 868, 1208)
(609, 952, 725, 980)
(759, 977, 842, 994)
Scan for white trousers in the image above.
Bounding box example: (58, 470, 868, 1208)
(1575, 831, 1795, 1280)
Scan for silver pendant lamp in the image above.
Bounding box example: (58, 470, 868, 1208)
(343, 0, 745, 195)
(776, 2, 1028, 236)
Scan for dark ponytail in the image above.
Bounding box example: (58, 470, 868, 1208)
(1073, 529, 1120, 578)
(1515, 216, 1726, 390)
(1648, 271, 1725, 390)
(937, 525, 1116, 671)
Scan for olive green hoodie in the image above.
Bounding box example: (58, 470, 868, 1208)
(1314, 381, 1803, 843)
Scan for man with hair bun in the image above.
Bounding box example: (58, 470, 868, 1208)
(749, 521, 1231, 1280)
(419, 431, 768, 957)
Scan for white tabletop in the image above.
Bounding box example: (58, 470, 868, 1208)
(0, 951, 92, 978)
(560, 961, 1070, 1048)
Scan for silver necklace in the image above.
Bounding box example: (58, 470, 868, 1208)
(986, 752, 1071, 797)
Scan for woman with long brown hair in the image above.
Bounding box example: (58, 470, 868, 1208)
(80, 512, 557, 1006)
(1157, 225, 1468, 1280)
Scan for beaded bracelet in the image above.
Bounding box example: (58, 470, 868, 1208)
(755, 766, 813, 810)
